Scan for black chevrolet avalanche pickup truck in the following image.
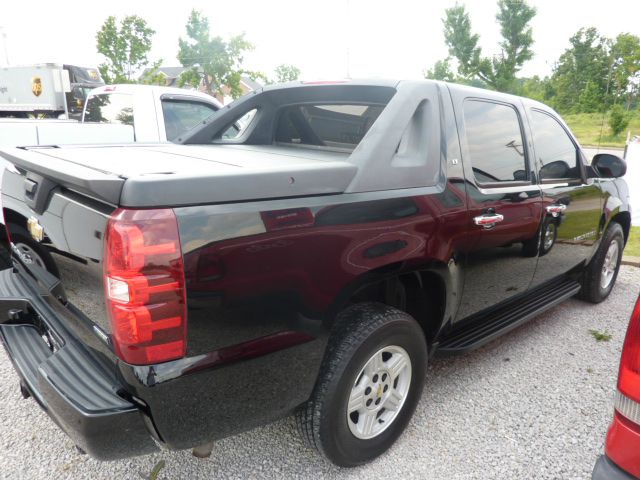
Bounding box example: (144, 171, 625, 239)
(0, 80, 631, 467)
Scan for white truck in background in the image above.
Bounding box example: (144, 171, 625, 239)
(1, 84, 224, 148)
(0, 119, 134, 146)
(1, 65, 224, 142)
(81, 84, 224, 142)
(0, 84, 224, 235)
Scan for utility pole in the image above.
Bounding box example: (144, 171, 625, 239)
(0, 27, 9, 66)
(345, 0, 351, 78)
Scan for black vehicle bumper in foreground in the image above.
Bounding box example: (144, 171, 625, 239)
(592, 455, 638, 480)
(0, 269, 158, 460)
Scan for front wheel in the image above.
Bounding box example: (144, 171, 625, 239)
(296, 303, 427, 467)
(578, 222, 624, 303)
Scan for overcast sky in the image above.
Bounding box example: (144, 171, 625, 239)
(1, 0, 638, 81)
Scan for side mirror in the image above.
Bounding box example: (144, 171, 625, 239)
(592, 153, 627, 178)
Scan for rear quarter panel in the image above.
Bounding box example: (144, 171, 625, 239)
(175, 188, 469, 358)
(131, 181, 470, 448)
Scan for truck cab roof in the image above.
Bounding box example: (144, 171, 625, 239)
(87, 84, 224, 108)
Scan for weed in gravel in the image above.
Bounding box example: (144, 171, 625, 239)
(589, 329, 613, 342)
(140, 460, 166, 480)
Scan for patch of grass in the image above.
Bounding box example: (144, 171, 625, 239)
(589, 329, 613, 342)
(564, 111, 640, 148)
(140, 460, 165, 480)
(626, 226, 640, 258)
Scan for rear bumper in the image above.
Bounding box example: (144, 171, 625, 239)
(0, 264, 326, 455)
(0, 268, 158, 460)
(592, 456, 638, 480)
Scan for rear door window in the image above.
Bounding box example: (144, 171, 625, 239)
(529, 110, 580, 180)
(161, 99, 219, 142)
(84, 93, 134, 125)
(462, 100, 528, 184)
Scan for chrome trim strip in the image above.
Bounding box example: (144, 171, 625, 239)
(539, 182, 571, 189)
(478, 185, 541, 195)
(615, 390, 640, 425)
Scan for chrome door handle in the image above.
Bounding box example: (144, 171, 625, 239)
(545, 204, 566, 217)
(473, 213, 504, 229)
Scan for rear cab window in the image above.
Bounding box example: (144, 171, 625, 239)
(274, 104, 385, 152)
(161, 99, 219, 142)
(462, 99, 529, 185)
(84, 93, 134, 126)
(213, 102, 385, 153)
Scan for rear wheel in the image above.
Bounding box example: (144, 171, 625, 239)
(578, 222, 624, 303)
(540, 218, 558, 256)
(296, 303, 427, 467)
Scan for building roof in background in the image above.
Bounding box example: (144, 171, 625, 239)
(241, 76, 262, 91)
(141, 66, 187, 79)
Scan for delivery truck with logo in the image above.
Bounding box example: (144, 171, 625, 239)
(0, 63, 104, 119)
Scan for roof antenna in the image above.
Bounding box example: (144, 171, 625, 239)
(596, 57, 615, 155)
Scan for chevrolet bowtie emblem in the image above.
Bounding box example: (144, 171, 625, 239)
(27, 217, 44, 242)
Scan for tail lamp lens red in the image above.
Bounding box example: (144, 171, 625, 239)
(104, 208, 187, 365)
(618, 296, 640, 403)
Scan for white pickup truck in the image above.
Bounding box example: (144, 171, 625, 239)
(0, 85, 223, 238)
(82, 84, 224, 142)
(1, 85, 224, 147)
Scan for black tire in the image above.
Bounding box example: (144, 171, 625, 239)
(539, 218, 558, 256)
(577, 222, 624, 303)
(296, 303, 427, 467)
(7, 223, 60, 277)
(521, 231, 540, 257)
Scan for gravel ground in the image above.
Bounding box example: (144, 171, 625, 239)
(1, 266, 639, 480)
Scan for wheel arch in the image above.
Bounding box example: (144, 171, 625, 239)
(2, 208, 29, 232)
(609, 210, 631, 245)
(326, 259, 457, 347)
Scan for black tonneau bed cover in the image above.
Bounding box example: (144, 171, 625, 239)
(0, 144, 355, 207)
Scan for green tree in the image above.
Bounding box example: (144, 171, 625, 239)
(424, 58, 456, 82)
(550, 28, 611, 113)
(274, 64, 301, 83)
(96, 15, 156, 84)
(518, 75, 552, 103)
(577, 80, 602, 113)
(441, 4, 481, 79)
(178, 10, 256, 98)
(139, 60, 166, 86)
(609, 104, 630, 136)
(430, 1, 536, 92)
(610, 33, 640, 108)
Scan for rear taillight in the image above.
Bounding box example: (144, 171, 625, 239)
(606, 296, 640, 478)
(618, 296, 640, 403)
(104, 208, 187, 365)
